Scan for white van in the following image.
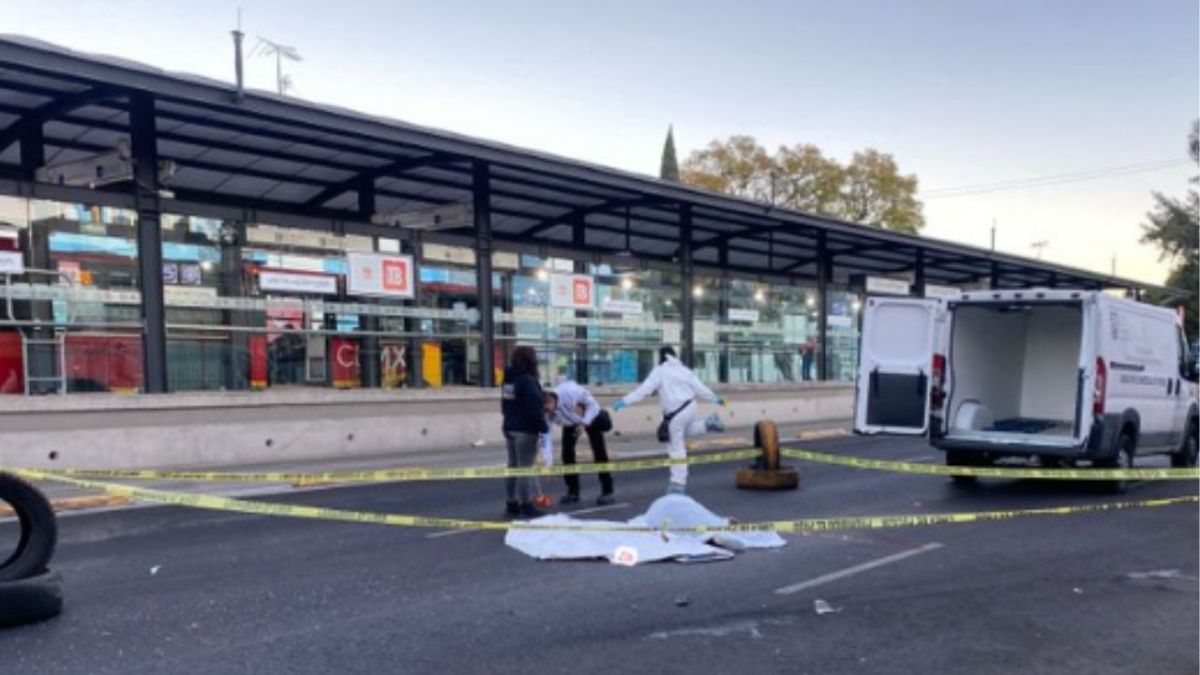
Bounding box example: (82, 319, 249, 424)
(854, 290, 1199, 479)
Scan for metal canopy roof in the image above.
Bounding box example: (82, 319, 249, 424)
(0, 35, 1158, 291)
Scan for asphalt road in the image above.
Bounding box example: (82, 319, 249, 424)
(2, 433, 1197, 675)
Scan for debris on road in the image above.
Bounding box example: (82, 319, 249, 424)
(149, 565, 161, 576)
(813, 599, 841, 615)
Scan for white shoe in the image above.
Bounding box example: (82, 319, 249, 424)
(704, 413, 725, 433)
(666, 481, 687, 495)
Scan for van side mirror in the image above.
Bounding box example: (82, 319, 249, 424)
(1186, 359, 1199, 383)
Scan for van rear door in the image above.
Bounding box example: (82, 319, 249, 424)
(854, 296, 941, 435)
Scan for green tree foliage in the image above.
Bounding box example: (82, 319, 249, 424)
(1141, 120, 1199, 339)
(660, 125, 680, 182)
(680, 135, 924, 234)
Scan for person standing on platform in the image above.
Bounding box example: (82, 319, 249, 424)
(542, 380, 615, 506)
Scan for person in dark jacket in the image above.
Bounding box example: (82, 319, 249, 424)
(501, 345, 549, 518)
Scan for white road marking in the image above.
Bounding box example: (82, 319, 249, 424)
(898, 454, 935, 463)
(424, 502, 632, 539)
(773, 542, 945, 596)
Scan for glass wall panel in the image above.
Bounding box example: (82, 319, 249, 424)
(0, 196, 144, 394)
(495, 257, 680, 386)
(825, 290, 862, 382)
(692, 275, 820, 385)
(158, 219, 483, 392)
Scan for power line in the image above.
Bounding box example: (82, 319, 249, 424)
(921, 158, 1193, 199)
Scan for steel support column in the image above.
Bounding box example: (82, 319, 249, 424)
(358, 182, 381, 389)
(679, 204, 695, 367)
(18, 122, 43, 180)
(913, 249, 926, 297)
(130, 94, 168, 393)
(218, 220, 248, 390)
(573, 214, 589, 384)
(406, 231, 425, 388)
(473, 161, 496, 387)
(816, 231, 830, 381)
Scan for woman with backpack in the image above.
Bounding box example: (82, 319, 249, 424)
(612, 346, 725, 494)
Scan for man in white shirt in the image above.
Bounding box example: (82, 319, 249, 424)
(613, 346, 725, 494)
(542, 380, 615, 505)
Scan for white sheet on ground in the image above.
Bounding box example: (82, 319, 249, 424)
(504, 495, 786, 564)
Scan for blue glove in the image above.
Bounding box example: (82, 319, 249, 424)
(613, 400, 627, 412)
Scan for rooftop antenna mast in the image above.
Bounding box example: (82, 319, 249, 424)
(253, 35, 302, 95)
(1030, 240, 1049, 259)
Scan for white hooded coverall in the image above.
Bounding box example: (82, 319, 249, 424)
(618, 355, 718, 486)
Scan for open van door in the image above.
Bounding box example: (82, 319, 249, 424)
(854, 296, 941, 435)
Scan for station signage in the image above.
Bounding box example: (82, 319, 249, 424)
(865, 276, 911, 296)
(728, 308, 760, 324)
(0, 251, 24, 275)
(550, 273, 594, 309)
(346, 252, 415, 299)
(924, 283, 961, 300)
(259, 270, 338, 295)
(601, 297, 644, 315)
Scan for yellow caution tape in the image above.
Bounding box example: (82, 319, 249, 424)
(13, 448, 761, 484)
(780, 447, 1200, 480)
(10, 468, 1198, 534)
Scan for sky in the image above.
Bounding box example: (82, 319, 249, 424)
(6, 0, 1198, 285)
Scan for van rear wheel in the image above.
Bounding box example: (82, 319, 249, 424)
(1098, 432, 1135, 494)
(1170, 421, 1197, 468)
(946, 450, 983, 485)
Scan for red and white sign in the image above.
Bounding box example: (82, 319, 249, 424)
(550, 273, 594, 310)
(347, 252, 415, 299)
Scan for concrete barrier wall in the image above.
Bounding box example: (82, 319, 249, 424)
(0, 383, 853, 469)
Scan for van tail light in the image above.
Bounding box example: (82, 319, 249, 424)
(930, 353, 946, 410)
(1093, 357, 1107, 415)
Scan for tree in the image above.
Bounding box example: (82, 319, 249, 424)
(1141, 120, 1199, 339)
(836, 150, 924, 234)
(680, 135, 774, 201)
(773, 144, 843, 215)
(660, 125, 680, 182)
(680, 135, 924, 233)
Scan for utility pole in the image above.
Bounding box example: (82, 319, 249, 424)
(990, 218, 996, 252)
(1031, 240, 1048, 259)
(1111, 254, 1117, 277)
(231, 9, 245, 103)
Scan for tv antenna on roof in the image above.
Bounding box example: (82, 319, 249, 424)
(250, 35, 302, 95)
(1031, 240, 1049, 259)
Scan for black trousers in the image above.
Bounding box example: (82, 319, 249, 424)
(562, 420, 614, 496)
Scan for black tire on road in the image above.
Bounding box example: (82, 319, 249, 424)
(0, 569, 64, 628)
(1170, 421, 1198, 468)
(0, 473, 58, 583)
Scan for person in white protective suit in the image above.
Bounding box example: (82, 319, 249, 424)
(612, 346, 725, 494)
